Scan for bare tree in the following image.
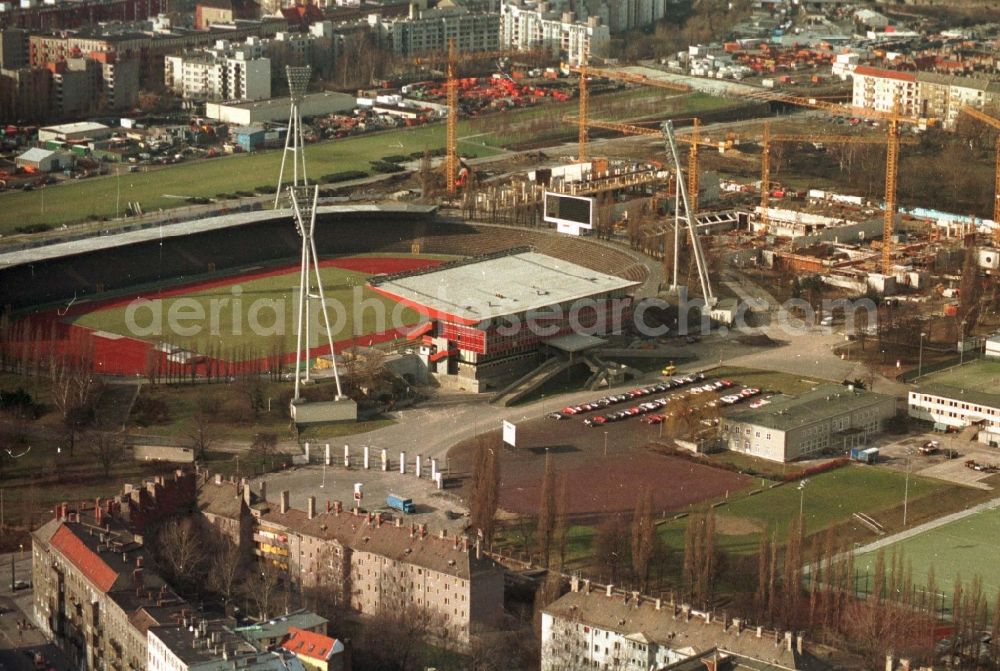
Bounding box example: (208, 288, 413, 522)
(356, 603, 447, 671)
(208, 535, 244, 608)
(156, 517, 208, 592)
(552, 475, 570, 572)
(86, 430, 121, 478)
(246, 560, 286, 620)
(594, 515, 630, 586)
(469, 437, 500, 543)
(249, 432, 279, 473)
(535, 451, 556, 567)
(630, 489, 657, 592)
(185, 406, 220, 461)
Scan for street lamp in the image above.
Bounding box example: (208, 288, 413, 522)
(960, 319, 968, 365)
(903, 450, 912, 527)
(798, 479, 809, 528)
(918, 332, 927, 378)
(603, 432, 609, 457)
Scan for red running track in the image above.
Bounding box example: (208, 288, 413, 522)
(5, 256, 443, 377)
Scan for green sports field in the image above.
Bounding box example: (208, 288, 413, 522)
(855, 505, 1000, 604)
(0, 89, 744, 235)
(919, 359, 1000, 393)
(71, 265, 422, 355)
(655, 465, 953, 554)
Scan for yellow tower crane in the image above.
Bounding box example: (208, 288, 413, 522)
(568, 64, 691, 162)
(414, 41, 547, 194)
(960, 106, 1000, 244)
(570, 65, 935, 271)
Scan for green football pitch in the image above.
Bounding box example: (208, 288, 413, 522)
(71, 265, 422, 356)
(855, 505, 1000, 604)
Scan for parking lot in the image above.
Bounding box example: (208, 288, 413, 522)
(876, 433, 1000, 490)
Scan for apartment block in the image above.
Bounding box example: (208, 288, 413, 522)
(369, 3, 500, 57)
(499, 0, 609, 64)
(164, 38, 270, 101)
(31, 508, 190, 671)
(542, 579, 806, 671)
(198, 477, 505, 645)
(850, 65, 919, 118)
(851, 65, 1000, 129)
(28, 19, 284, 87)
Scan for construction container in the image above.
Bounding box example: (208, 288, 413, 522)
(850, 447, 879, 464)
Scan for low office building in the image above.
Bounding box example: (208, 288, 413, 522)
(204, 91, 355, 125)
(542, 580, 806, 671)
(38, 121, 113, 143)
(148, 619, 307, 671)
(721, 384, 896, 462)
(908, 384, 1000, 446)
(15, 147, 72, 172)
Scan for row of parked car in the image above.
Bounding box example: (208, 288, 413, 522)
(582, 378, 738, 427)
(549, 373, 712, 420)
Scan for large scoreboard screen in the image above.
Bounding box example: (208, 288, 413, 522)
(543, 192, 594, 232)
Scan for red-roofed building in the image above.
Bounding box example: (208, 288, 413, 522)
(32, 504, 191, 671)
(280, 627, 347, 671)
(48, 525, 120, 592)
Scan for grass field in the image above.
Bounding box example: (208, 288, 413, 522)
(918, 358, 1000, 392)
(709, 366, 834, 395)
(71, 264, 422, 354)
(538, 465, 955, 564)
(855, 505, 1000, 600)
(0, 89, 744, 234)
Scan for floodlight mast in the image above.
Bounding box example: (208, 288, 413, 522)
(275, 66, 312, 209)
(290, 185, 345, 402)
(662, 120, 715, 308)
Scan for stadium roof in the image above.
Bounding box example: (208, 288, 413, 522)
(0, 203, 437, 271)
(368, 251, 639, 325)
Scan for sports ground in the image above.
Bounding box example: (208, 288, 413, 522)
(13, 254, 451, 376)
(855, 504, 1000, 605)
(919, 358, 1000, 393)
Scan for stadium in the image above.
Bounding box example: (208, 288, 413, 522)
(0, 204, 651, 388)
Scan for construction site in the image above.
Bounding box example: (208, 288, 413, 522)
(368, 53, 1000, 387)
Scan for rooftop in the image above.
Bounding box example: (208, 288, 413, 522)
(280, 627, 344, 662)
(727, 384, 893, 432)
(198, 476, 500, 580)
(914, 383, 1000, 411)
(544, 590, 804, 670)
(368, 250, 639, 324)
(40, 121, 110, 135)
(0, 203, 437, 272)
(149, 621, 258, 666)
(234, 610, 328, 644)
(17, 147, 55, 162)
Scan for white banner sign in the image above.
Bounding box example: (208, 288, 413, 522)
(502, 420, 516, 447)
